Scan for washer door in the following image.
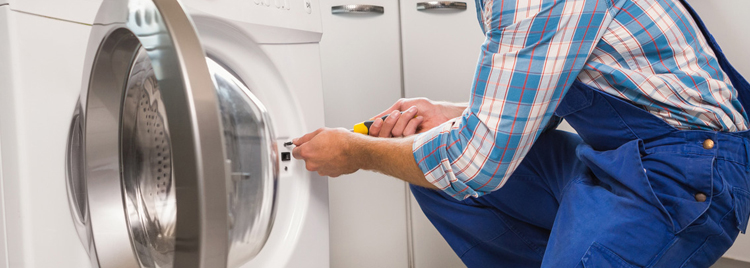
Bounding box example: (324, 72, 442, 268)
(64, 0, 277, 267)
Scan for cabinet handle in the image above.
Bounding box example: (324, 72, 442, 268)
(332, 5, 385, 14)
(416, 1, 467, 11)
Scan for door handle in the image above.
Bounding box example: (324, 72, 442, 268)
(332, 4, 385, 14)
(416, 1, 467, 11)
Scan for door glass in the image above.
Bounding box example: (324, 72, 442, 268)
(208, 58, 277, 266)
(118, 48, 276, 268)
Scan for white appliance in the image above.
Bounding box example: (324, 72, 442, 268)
(0, 0, 329, 267)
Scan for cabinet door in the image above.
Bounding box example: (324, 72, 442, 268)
(319, 1, 409, 267)
(400, 0, 485, 102)
(399, 1, 484, 267)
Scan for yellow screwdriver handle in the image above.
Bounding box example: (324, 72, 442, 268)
(352, 112, 411, 135)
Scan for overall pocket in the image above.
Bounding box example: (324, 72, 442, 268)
(733, 187, 750, 233)
(577, 139, 714, 234)
(579, 242, 641, 268)
(640, 151, 715, 234)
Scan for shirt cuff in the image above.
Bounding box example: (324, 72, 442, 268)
(412, 118, 478, 200)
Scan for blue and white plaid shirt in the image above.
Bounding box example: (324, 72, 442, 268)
(413, 0, 749, 200)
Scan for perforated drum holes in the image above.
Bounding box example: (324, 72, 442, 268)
(120, 47, 176, 268)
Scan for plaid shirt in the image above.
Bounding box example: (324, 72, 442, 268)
(412, 0, 749, 200)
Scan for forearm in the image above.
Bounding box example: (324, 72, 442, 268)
(354, 134, 437, 189)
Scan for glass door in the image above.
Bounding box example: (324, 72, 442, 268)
(65, 0, 278, 267)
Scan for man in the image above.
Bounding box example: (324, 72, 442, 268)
(293, 0, 750, 266)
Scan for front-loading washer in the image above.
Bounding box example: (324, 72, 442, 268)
(0, 0, 329, 267)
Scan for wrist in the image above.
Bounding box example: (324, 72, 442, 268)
(437, 101, 467, 118)
(347, 133, 374, 170)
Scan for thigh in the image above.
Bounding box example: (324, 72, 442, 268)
(410, 130, 589, 267)
(474, 129, 590, 229)
(542, 141, 743, 268)
(541, 174, 676, 268)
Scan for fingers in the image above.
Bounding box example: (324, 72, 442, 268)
(372, 99, 405, 119)
(293, 128, 324, 146)
(368, 118, 384, 137)
(391, 106, 417, 137)
(292, 144, 305, 159)
(403, 116, 423, 136)
(378, 110, 401, 138)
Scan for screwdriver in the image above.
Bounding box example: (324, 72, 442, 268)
(283, 112, 407, 147)
(352, 112, 407, 135)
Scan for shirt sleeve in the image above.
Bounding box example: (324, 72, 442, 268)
(412, 0, 615, 200)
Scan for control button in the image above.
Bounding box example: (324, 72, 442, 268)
(304, 0, 312, 13)
(703, 139, 715, 149)
(694, 192, 707, 202)
(281, 152, 291, 161)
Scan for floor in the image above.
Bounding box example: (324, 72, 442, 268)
(712, 258, 750, 268)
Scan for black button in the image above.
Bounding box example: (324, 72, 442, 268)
(281, 152, 291, 161)
(694, 192, 707, 202)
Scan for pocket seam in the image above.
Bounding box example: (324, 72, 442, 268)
(582, 242, 640, 268)
(640, 151, 716, 234)
(732, 186, 750, 233)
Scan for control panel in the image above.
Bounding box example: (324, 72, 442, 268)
(251, 0, 313, 14)
(184, 0, 322, 37)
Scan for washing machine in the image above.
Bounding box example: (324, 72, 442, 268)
(0, 0, 329, 267)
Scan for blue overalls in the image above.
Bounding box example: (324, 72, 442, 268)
(409, 1, 750, 267)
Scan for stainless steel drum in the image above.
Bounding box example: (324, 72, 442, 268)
(65, 0, 278, 267)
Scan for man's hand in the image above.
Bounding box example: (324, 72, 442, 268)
(292, 128, 362, 177)
(369, 98, 467, 138)
(291, 127, 438, 189)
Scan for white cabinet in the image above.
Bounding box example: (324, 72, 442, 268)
(320, 0, 482, 267)
(400, 1, 484, 267)
(400, 0, 485, 102)
(319, 1, 410, 268)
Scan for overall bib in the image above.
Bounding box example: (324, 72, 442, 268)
(410, 1, 750, 267)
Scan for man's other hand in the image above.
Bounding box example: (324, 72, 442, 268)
(368, 98, 466, 138)
(292, 127, 361, 177)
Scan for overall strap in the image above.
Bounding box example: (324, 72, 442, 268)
(678, 0, 750, 113)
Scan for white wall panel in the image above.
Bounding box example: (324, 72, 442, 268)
(399, 0, 484, 267)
